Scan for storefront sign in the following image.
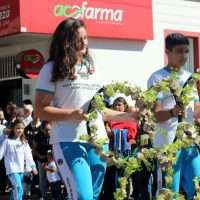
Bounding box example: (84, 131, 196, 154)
(0, 0, 20, 36)
(53, 2, 123, 22)
(16, 49, 45, 79)
(1, 0, 153, 40)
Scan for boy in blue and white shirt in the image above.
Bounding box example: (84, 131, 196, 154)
(147, 33, 200, 199)
(148, 66, 197, 148)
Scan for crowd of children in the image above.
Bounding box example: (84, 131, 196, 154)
(0, 102, 64, 200)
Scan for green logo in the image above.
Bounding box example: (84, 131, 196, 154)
(53, 1, 123, 22)
(54, 4, 82, 18)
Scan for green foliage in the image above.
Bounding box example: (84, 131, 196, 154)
(193, 177, 200, 200)
(192, 72, 200, 81)
(84, 110, 98, 121)
(93, 95, 105, 112)
(113, 177, 128, 200)
(141, 88, 158, 108)
(79, 71, 200, 200)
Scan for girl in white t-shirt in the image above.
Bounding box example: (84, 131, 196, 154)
(0, 119, 37, 200)
(35, 18, 138, 200)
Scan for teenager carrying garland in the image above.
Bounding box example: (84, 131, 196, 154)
(148, 33, 200, 199)
(35, 17, 138, 200)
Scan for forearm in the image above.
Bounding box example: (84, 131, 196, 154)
(194, 112, 200, 122)
(105, 124, 112, 138)
(155, 109, 175, 122)
(194, 102, 200, 121)
(102, 108, 138, 122)
(46, 167, 56, 172)
(35, 106, 85, 122)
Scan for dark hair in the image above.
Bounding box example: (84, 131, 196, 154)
(9, 119, 26, 142)
(49, 18, 93, 81)
(40, 120, 51, 129)
(165, 33, 189, 51)
(6, 102, 17, 120)
(112, 97, 128, 112)
(23, 99, 32, 105)
(6, 102, 17, 110)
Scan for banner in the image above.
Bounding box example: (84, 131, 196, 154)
(1, 0, 153, 40)
(0, 0, 20, 36)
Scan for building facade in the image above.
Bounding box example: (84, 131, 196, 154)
(0, 0, 200, 108)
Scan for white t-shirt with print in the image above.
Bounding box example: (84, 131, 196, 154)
(36, 61, 108, 144)
(147, 67, 197, 148)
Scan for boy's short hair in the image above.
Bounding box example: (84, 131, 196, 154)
(23, 104, 33, 114)
(165, 33, 189, 51)
(23, 99, 33, 105)
(41, 120, 51, 129)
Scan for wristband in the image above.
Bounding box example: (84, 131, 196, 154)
(170, 109, 176, 117)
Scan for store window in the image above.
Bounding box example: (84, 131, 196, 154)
(0, 55, 19, 80)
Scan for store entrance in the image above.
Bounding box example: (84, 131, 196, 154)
(0, 78, 22, 110)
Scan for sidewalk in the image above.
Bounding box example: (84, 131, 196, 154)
(0, 193, 38, 200)
(0, 186, 66, 200)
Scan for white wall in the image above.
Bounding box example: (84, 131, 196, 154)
(89, 0, 200, 89)
(89, 38, 161, 89)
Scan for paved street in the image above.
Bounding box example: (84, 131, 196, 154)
(0, 186, 66, 199)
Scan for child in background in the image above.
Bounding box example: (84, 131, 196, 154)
(0, 119, 37, 200)
(100, 97, 138, 200)
(106, 97, 138, 147)
(43, 150, 62, 200)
